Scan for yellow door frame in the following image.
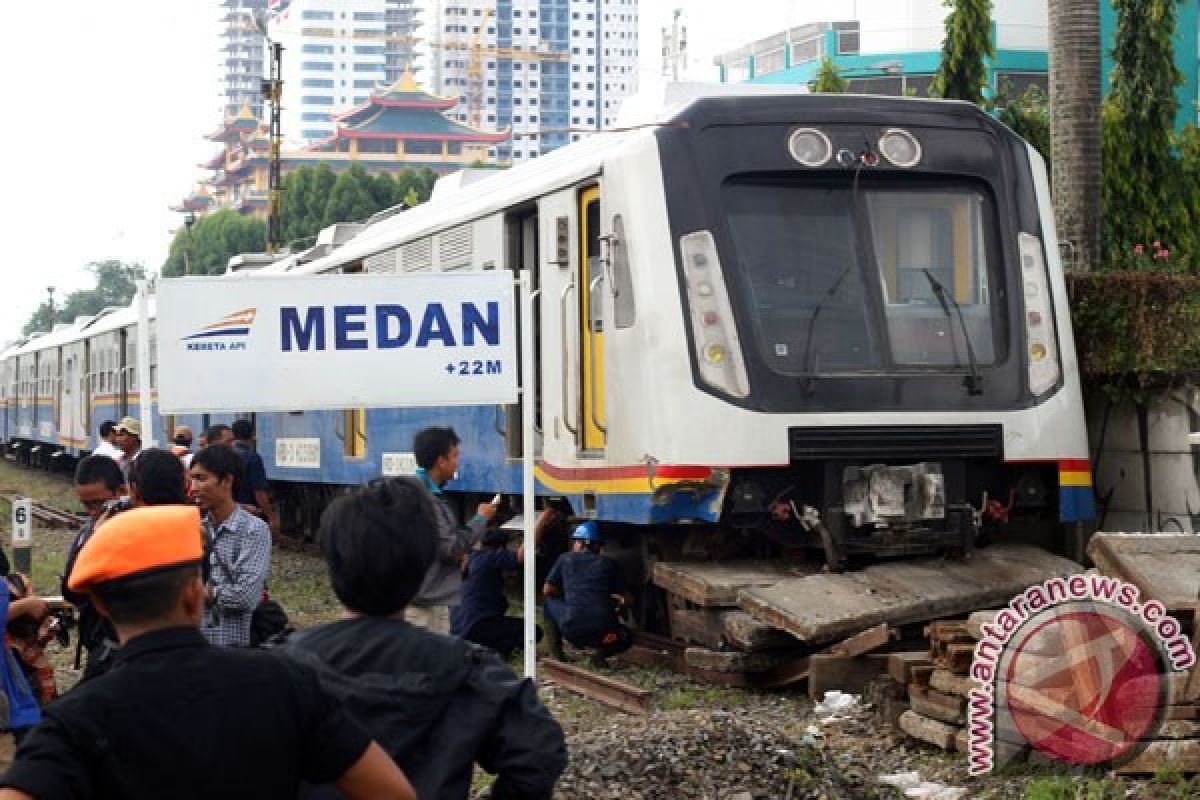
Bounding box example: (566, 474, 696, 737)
(578, 186, 606, 451)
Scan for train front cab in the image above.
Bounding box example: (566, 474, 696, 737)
(613, 94, 1094, 562)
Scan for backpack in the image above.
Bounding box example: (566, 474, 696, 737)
(206, 529, 292, 647)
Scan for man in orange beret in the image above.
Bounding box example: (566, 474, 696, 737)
(0, 506, 415, 800)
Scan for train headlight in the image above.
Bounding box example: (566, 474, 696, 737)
(878, 129, 922, 168)
(1019, 233, 1061, 396)
(788, 128, 833, 167)
(681, 231, 750, 398)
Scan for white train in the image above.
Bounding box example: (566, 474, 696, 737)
(3, 88, 1093, 569)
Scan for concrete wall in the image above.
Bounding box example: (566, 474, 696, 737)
(1088, 386, 1200, 533)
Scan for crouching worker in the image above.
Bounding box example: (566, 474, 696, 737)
(450, 524, 546, 662)
(0, 505, 415, 800)
(285, 477, 567, 800)
(542, 522, 634, 661)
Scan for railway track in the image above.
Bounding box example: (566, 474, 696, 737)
(0, 493, 86, 528)
(541, 658, 652, 715)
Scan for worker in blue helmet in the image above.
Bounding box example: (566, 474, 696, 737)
(541, 521, 633, 662)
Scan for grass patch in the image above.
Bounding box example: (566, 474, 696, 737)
(658, 684, 746, 711)
(1024, 775, 1127, 800)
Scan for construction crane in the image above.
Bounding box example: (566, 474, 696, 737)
(429, 7, 569, 129)
(466, 7, 495, 130)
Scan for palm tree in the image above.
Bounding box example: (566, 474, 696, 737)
(1047, 0, 1102, 271)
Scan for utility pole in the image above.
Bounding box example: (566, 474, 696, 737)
(263, 40, 285, 253)
(45, 286, 56, 325)
(661, 9, 687, 81)
(183, 212, 196, 276)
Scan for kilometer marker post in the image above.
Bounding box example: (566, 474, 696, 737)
(11, 498, 32, 575)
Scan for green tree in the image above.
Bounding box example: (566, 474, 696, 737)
(161, 209, 266, 277)
(1102, 0, 1189, 267)
(282, 166, 314, 244)
(991, 83, 1050, 165)
(305, 164, 338, 235)
(322, 165, 378, 228)
(369, 172, 401, 209)
(22, 261, 145, 335)
(931, 0, 994, 104)
(811, 57, 848, 93)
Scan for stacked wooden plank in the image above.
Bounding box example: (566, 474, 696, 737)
(895, 617, 984, 754)
(1087, 533, 1200, 775)
(650, 546, 1079, 690)
(651, 561, 815, 687)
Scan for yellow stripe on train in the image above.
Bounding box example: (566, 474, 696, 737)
(1060, 471, 1093, 487)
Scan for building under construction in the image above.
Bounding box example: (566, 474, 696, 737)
(433, 0, 640, 163)
(267, 0, 425, 143)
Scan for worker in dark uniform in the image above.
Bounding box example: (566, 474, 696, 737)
(450, 523, 545, 661)
(542, 521, 634, 661)
(285, 477, 566, 800)
(0, 505, 415, 800)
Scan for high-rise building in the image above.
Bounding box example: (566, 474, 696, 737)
(435, 0, 639, 163)
(269, 0, 422, 144)
(384, 0, 422, 83)
(221, 0, 268, 119)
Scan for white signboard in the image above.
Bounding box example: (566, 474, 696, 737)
(381, 452, 417, 476)
(11, 499, 31, 545)
(157, 273, 518, 413)
(276, 438, 322, 469)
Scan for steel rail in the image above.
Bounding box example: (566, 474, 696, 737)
(541, 658, 651, 715)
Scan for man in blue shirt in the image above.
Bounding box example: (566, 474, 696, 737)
(542, 522, 633, 662)
(451, 512, 550, 660)
(231, 419, 279, 540)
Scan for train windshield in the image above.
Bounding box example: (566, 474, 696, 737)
(723, 178, 1007, 377)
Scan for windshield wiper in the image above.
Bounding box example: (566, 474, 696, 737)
(799, 265, 853, 394)
(922, 268, 984, 396)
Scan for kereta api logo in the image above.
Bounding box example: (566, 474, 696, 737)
(966, 575, 1196, 774)
(181, 308, 256, 352)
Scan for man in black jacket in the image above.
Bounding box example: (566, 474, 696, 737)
(65, 455, 128, 680)
(65, 451, 191, 681)
(285, 477, 566, 800)
(5, 505, 415, 800)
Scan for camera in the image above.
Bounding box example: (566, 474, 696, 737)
(102, 497, 135, 516)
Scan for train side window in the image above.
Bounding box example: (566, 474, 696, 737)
(611, 215, 635, 329)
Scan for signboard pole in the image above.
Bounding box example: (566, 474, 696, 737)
(11, 498, 32, 575)
(136, 279, 155, 447)
(519, 271, 538, 680)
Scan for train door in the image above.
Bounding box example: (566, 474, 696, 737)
(61, 341, 86, 448)
(577, 186, 606, 452)
(53, 347, 63, 441)
(502, 207, 540, 458)
(32, 352, 40, 430)
(119, 328, 130, 417)
(60, 347, 73, 445)
(82, 339, 92, 443)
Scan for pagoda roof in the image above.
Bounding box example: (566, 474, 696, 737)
(313, 69, 508, 148)
(206, 102, 261, 142)
(317, 109, 510, 145)
(334, 68, 458, 126)
(200, 150, 226, 170)
(171, 192, 214, 213)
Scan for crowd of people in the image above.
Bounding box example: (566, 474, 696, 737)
(0, 420, 637, 798)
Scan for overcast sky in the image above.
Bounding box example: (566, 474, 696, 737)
(0, 0, 859, 345)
